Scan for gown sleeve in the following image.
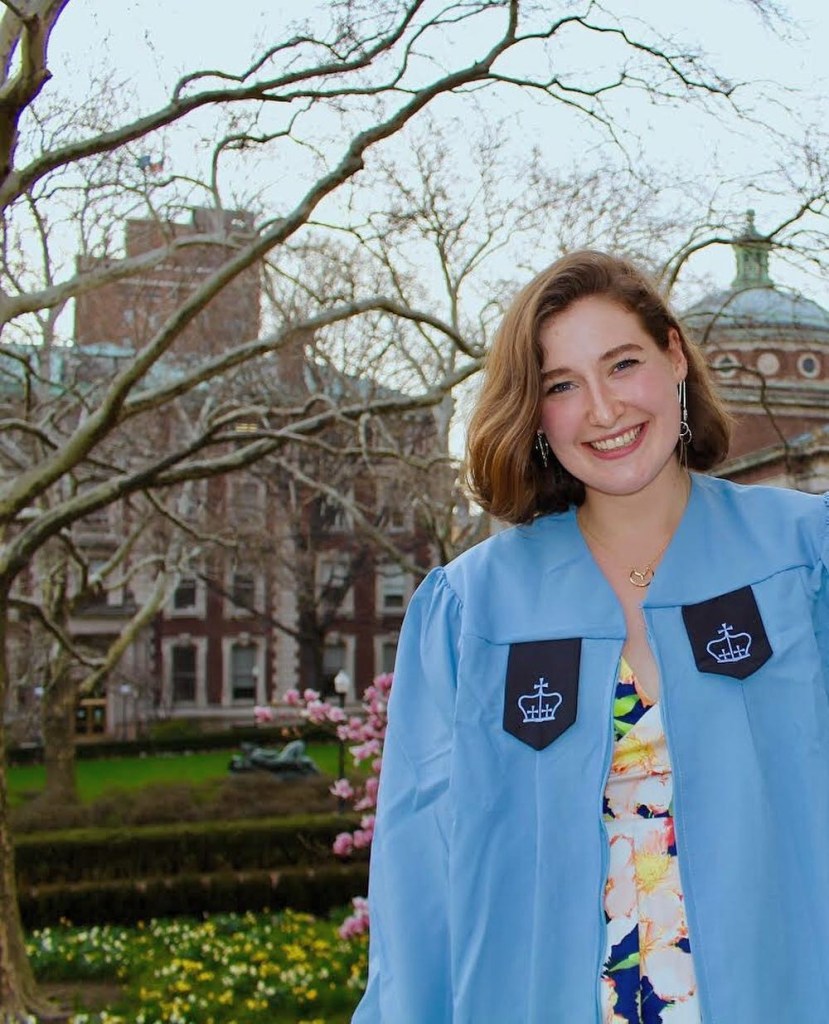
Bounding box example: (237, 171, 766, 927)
(352, 566, 462, 1023)
(818, 492, 829, 682)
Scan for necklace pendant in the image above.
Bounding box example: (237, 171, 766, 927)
(629, 566, 654, 588)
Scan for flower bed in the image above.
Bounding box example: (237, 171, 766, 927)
(28, 908, 367, 1023)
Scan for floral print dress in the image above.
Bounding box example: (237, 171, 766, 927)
(600, 659, 702, 1024)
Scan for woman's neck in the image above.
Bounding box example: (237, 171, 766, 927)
(578, 461, 691, 550)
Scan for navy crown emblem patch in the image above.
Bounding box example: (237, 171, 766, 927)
(503, 639, 580, 750)
(682, 585, 772, 680)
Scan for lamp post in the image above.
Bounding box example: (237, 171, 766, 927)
(333, 669, 350, 812)
(33, 685, 44, 752)
(118, 683, 133, 742)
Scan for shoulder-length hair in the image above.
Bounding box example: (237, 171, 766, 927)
(465, 250, 731, 524)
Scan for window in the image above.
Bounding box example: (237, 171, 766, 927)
(798, 352, 821, 379)
(380, 639, 397, 675)
(224, 562, 263, 619)
(322, 641, 347, 697)
(231, 572, 256, 610)
(386, 507, 407, 532)
(75, 698, 107, 736)
(316, 555, 353, 615)
(171, 645, 197, 703)
(173, 576, 197, 610)
(710, 352, 739, 379)
(376, 478, 409, 533)
(230, 478, 264, 527)
(88, 559, 115, 606)
(313, 493, 351, 533)
(378, 564, 407, 613)
(230, 643, 257, 703)
(168, 569, 205, 618)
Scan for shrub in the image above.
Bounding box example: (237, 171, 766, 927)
(20, 864, 370, 928)
(16, 814, 362, 887)
(11, 772, 338, 833)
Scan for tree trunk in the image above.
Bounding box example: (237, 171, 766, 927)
(41, 657, 78, 806)
(297, 611, 325, 693)
(0, 602, 65, 1021)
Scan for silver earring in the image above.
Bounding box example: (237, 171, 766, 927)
(678, 379, 692, 445)
(535, 430, 550, 468)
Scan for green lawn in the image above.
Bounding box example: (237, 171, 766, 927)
(8, 743, 342, 806)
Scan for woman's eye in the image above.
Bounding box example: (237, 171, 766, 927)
(546, 380, 573, 395)
(613, 358, 639, 372)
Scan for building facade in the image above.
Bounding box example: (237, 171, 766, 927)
(682, 212, 829, 493)
(69, 208, 439, 735)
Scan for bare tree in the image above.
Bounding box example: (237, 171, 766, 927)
(0, 0, 792, 1017)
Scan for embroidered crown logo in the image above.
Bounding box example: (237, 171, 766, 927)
(517, 677, 563, 724)
(706, 622, 752, 664)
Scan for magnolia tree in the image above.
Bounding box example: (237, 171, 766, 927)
(284, 673, 391, 939)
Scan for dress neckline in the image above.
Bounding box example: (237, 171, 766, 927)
(619, 655, 657, 709)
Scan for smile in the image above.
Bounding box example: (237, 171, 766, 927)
(589, 425, 643, 452)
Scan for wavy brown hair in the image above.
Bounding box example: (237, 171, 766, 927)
(465, 250, 731, 524)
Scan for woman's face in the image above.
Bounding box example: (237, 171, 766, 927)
(537, 295, 687, 500)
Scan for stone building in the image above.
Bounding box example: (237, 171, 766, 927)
(682, 212, 829, 493)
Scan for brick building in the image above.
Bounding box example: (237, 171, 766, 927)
(682, 212, 829, 492)
(69, 208, 439, 734)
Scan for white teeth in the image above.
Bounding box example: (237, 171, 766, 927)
(590, 427, 641, 452)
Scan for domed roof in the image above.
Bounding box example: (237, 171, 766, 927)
(682, 211, 829, 339)
(684, 285, 829, 334)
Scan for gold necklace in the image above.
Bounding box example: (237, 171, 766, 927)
(578, 514, 674, 588)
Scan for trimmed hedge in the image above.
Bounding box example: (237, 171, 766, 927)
(15, 813, 361, 887)
(19, 862, 370, 928)
(8, 723, 338, 765)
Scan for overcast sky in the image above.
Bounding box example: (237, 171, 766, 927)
(44, 1, 829, 304)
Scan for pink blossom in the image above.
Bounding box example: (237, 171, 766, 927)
(253, 705, 275, 724)
(333, 832, 355, 857)
(353, 821, 375, 849)
(305, 699, 330, 724)
(355, 776, 379, 810)
(337, 717, 365, 741)
(330, 778, 355, 801)
(374, 673, 393, 692)
(276, 671, 393, 941)
(338, 896, 370, 939)
(339, 912, 368, 939)
(350, 738, 381, 764)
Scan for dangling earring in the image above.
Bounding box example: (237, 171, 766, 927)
(535, 430, 550, 468)
(678, 379, 692, 468)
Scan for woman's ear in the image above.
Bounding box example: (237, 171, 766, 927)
(667, 328, 688, 382)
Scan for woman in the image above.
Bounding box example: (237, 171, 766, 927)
(353, 251, 829, 1023)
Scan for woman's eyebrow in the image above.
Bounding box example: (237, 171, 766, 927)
(541, 342, 644, 381)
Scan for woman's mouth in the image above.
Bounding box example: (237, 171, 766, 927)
(588, 424, 644, 453)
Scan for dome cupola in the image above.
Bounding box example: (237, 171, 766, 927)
(681, 211, 829, 464)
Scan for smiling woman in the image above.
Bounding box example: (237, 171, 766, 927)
(466, 251, 730, 523)
(353, 251, 829, 1024)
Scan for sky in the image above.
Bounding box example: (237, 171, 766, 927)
(42, 0, 829, 305)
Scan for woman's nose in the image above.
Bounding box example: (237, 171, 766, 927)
(587, 380, 622, 427)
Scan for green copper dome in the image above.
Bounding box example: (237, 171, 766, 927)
(682, 211, 829, 337)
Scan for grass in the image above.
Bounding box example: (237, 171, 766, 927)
(8, 743, 344, 807)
